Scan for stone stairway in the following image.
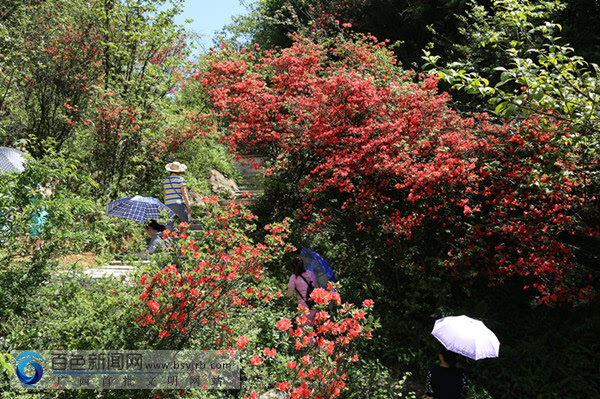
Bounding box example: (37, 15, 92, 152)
(219, 155, 265, 207)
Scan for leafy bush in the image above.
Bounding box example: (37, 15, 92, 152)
(0, 153, 113, 327)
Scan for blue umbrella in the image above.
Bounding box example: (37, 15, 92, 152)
(106, 196, 175, 226)
(300, 247, 337, 289)
(0, 146, 27, 172)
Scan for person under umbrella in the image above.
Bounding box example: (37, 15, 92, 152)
(286, 256, 318, 327)
(144, 219, 169, 255)
(425, 347, 468, 399)
(106, 196, 176, 258)
(106, 195, 175, 226)
(426, 315, 500, 399)
(431, 315, 500, 361)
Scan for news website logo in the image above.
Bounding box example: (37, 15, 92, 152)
(15, 351, 44, 385)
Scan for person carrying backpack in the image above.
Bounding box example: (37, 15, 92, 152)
(286, 256, 318, 325)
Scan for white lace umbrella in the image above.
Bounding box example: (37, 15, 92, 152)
(431, 315, 500, 360)
(0, 146, 27, 172)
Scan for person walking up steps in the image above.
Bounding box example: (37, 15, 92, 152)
(286, 256, 318, 327)
(164, 161, 192, 229)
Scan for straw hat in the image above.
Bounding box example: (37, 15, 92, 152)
(165, 161, 188, 173)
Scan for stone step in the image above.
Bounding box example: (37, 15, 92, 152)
(99, 265, 136, 271)
(232, 191, 263, 198)
(83, 269, 132, 279)
(81, 260, 146, 279)
(107, 260, 150, 266)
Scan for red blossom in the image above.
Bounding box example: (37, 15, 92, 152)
(200, 32, 598, 305)
(276, 318, 293, 331)
(237, 336, 249, 350)
(276, 380, 290, 391)
(263, 347, 277, 357)
(249, 355, 262, 365)
(362, 299, 374, 307)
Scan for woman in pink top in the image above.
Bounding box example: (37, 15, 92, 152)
(286, 256, 318, 325)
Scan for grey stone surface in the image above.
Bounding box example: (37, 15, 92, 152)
(207, 169, 239, 194)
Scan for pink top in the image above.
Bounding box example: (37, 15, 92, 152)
(288, 270, 317, 309)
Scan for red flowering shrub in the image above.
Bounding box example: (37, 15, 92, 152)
(136, 196, 293, 348)
(134, 197, 388, 396)
(244, 286, 378, 398)
(3, 0, 103, 156)
(198, 33, 599, 305)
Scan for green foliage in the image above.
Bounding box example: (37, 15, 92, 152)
(0, 0, 221, 199)
(220, 0, 296, 50)
(343, 358, 410, 398)
(221, 0, 471, 69)
(0, 153, 113, 327)
(424, 0, 600, 143)
(5, 275, 143, 351)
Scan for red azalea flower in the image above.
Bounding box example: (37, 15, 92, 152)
(276, 318, 292, 331)
(250, 355, 262, 365)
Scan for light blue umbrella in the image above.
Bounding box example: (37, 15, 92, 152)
(0, 147, 27, 172)
(106, 196, 175, 226)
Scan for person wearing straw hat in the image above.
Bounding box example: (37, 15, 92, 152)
(163, 161, 191, 228)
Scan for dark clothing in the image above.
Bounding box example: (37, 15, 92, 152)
(147, 232, 169, 255)
(426, 365, 468, 399)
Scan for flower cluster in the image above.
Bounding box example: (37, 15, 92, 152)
(245, 285, 376, 398)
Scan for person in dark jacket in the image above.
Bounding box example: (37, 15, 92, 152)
(144, 219, 168, 255)
(425, 347, 468, 399)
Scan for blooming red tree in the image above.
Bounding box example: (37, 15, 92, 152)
(2, 0, 103, 156)
(1, 0, 196, 196)
(197, 33, 599, 305)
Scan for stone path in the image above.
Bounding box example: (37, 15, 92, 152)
(89, 156, 266, 279)
(83, 260, 148, 280)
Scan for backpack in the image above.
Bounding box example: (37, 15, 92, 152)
(295, 273, 316, 309)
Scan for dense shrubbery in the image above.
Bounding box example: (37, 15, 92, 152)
(197, 28, 600, 397)
(199, 32, 598, 305)
(0, 154, 114, 323)
(1, 195, 383, 398)
(0, 0, 235, 199)
(2, 0, 600, 398)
